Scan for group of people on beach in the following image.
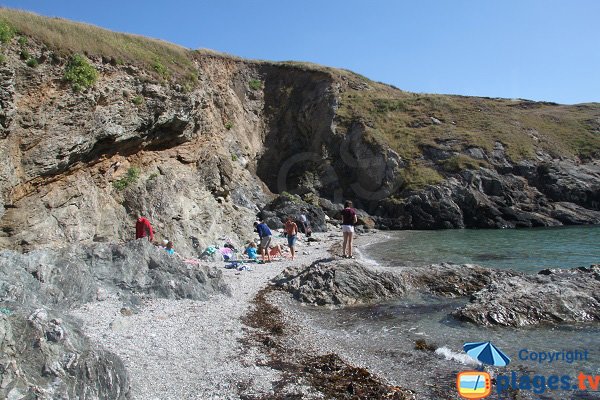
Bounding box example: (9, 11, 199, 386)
(134, 200, 359, 261)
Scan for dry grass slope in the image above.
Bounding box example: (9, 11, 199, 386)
(0, 8, 196, 83)
(335, 76, 600, 165)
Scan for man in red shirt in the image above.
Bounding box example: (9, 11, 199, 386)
(135, 215, 154, 241)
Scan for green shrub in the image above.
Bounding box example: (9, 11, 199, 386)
(152, 59, 169, 79)
(17, 36, 27, 46)
(19, 49, 30, 60)
(224, 122, 233, 130)
(231, 154, 238, 161)
(26, 58, 38, 68)
(113, 166, 140, 190)
(64, 54, 98, 91)
(0, 54, 5, 64)
(132, 95, 144, 105)
(0, 21, 14, 43)
(249, 79, 262, 91)
(148, 172, 158, 180)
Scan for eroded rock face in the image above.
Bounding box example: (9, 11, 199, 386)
(376, 166, 600, 229)
(0, 305, 130, 400)
(273, 260, 406, 306)
(454, 265, 600, 327)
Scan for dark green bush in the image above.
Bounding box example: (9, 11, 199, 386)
(224, 122, 233, 130)
(64, 54, 98, 91)
(132, 95, 144, 105)
(26, 58, 38, 68)
(17, 36, 27, 46)
(19, 49, 30, 60)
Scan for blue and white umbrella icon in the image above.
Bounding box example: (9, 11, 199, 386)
(463, 341, 511, 367)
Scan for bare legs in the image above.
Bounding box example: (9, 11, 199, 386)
(342, 231, 354, 257)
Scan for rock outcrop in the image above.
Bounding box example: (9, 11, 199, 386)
(454, 265, 600, 326)
(260, 193, 328, 232)
(376, 165, 600, 230)
(275, 261, 600, 328)
(273, 260, 407, 306)
(0, 239, 230, 308)
(1, 305, 129, 400)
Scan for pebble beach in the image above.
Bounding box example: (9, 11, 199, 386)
(70, 230, 350, 399)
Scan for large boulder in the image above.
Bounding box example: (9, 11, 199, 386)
(273, 260, 406, 306)
(260, 193, 327, 232)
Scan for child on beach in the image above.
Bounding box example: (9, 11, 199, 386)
(244, 242, 258, 260)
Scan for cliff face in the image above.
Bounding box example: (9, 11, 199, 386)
(0, 11, 599, 253)
(0, 38, 275, 253)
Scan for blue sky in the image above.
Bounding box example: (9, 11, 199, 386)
(1, 0, 599, 104)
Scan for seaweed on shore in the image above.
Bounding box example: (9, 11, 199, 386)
(240, 286, 415, 399)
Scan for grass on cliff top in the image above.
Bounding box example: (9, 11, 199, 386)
(0, 8, 196, 82)
(335, 76, 600, 162)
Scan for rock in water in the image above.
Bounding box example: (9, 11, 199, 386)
(454, 265, 600, 326)
(273, 259, 406, 306)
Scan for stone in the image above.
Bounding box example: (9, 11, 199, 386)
(273, 260, 407, 306)
(454, 265, 600, 327)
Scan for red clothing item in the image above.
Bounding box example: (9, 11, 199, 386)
(341, 207, 357, 225)
(136, 217, 154, 241)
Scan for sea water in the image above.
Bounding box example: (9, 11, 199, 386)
(363, 225, 600, 273)
(294, 226, 600, 399)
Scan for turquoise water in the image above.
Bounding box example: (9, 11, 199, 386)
(363, 225, 600, 273)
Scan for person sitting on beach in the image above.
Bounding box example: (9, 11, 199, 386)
(284, 216, 298, 260)
(244, 242, 258, 260)
(269, 243, 284, 259)
(164, 241, 175, 255)
(254, 220, 272, 262)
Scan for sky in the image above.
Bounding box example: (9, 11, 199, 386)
(1, 1, 599, 104)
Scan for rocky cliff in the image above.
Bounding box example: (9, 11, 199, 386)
(0, 9, 599, 254)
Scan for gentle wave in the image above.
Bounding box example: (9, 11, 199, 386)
(435, 346, 480, 366)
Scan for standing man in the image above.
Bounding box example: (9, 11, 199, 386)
(284, 216, 298, 260)
(254, 220, 272, 262)
(341, 201, 357, 258)
(136, 215, 154, 242)
(299, 208, 311, 237)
